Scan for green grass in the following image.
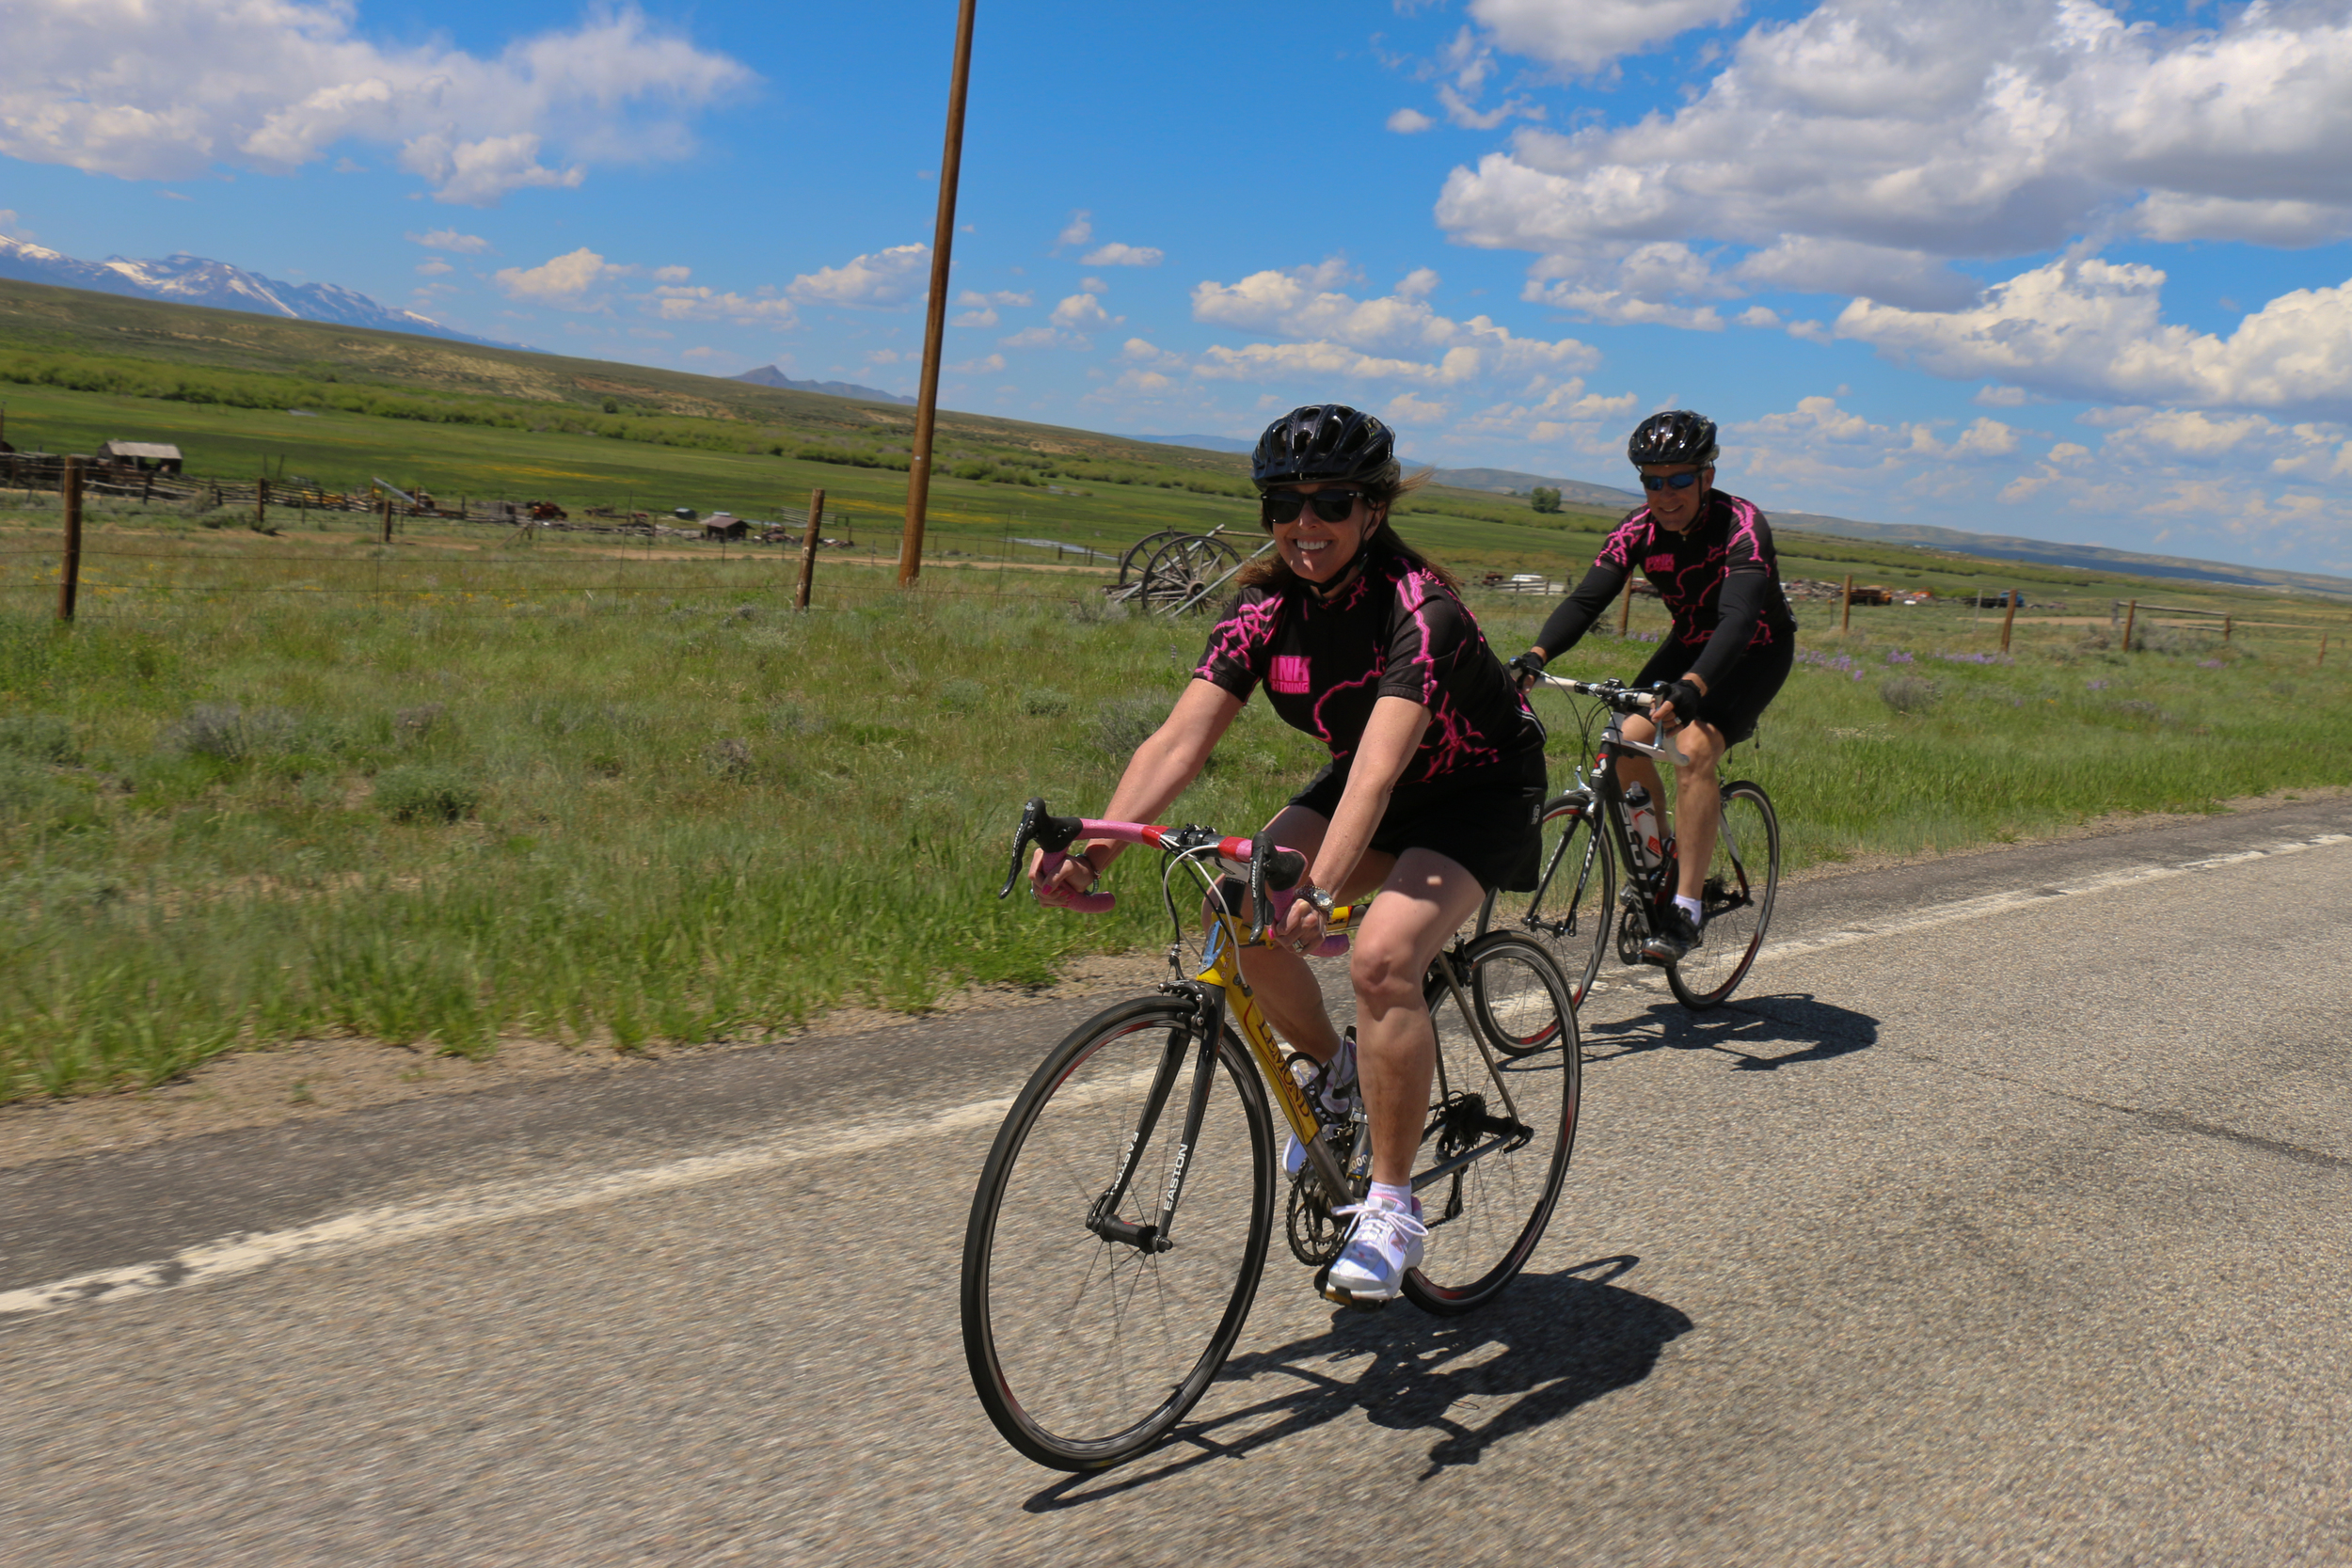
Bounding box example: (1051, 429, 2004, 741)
(0, 278, 2347, 1100)
(0, 504, 2347, 1103)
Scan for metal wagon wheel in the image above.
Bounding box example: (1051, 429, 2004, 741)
(1115, 529, 1193, 591)
(1138, 533, 1245, 613)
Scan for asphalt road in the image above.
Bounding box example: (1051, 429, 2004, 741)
(5, 799, 2350, 1566)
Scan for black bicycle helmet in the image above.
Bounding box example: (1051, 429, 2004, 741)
(1251, 404, 1400, 493)
(1627, 410, 1718, 467)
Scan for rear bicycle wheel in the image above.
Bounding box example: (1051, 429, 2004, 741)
(1475, 792, 1614, 1019)
(1667, 780, 1781, 1010)
(961, 996, 1274, 1470)
(1403, 934, 1581, 1315)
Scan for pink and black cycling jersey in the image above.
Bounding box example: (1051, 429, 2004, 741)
(1533, 490, 1797, 689)
(1195, 550, 1544, 788)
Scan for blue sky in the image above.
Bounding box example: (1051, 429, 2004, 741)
(6, 0, 2352, 575)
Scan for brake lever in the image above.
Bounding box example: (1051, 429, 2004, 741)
(1247, 832, 1273, 943)
(998, 798, 1048, 899)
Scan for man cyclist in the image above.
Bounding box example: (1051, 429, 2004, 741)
(1509, 410, 1795, 963)
(1031, 404, 1546, 1305)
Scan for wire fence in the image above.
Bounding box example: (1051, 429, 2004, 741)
(4, 462, 2345, 655)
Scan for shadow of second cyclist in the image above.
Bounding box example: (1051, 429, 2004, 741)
(1579, 990, 1879, 1071)
(1022, 1257, 1692, 1508)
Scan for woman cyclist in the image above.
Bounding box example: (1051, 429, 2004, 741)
(1509, 409, 1796, 963)
(1031, 404, 1547, 1305)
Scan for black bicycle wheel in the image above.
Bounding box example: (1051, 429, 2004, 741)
(1667, 780, 1781, 1010)
(961, 996, 1274, 1470)
(1475, 792, 1614, 1019)
(1402, 933, 1581, 1315)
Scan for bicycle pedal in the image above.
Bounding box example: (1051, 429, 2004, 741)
(1311, 1264, 1391, 1312)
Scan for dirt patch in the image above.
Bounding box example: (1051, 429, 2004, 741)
(0, 951, 1170, 1172)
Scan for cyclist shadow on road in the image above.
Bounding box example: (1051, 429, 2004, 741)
(1021, 1256, 1692, 1510)
(1580, 990, 1878, 1072)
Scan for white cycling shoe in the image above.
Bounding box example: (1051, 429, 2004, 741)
(1322, 1193, 1427, 1303)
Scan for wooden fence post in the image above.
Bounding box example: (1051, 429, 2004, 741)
(1617, 585, 1632, 638)
(256, 476, 268, 531)
(57, 455, 84, 623)
(1841, 574, 1854, 633)
(2223, 615, 2233, 642)
(796, 488, 825, 611)
(1999, 589, 2019, 654)
(2122, 599, 2137, 651)
(380, 494, 393, 546)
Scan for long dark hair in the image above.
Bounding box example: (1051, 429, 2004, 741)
(1234, 467, 1459, 592)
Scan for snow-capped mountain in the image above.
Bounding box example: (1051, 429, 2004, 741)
(0, 237, 516, 348)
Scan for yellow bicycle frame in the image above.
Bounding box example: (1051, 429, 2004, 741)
(1190, 896, 1367, 1195)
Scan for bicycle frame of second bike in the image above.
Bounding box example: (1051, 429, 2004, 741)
(1580, 705, 1697, 942)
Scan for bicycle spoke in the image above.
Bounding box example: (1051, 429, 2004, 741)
(1404, 935, 1580, 1315)
(962, 999, 1273, 1470)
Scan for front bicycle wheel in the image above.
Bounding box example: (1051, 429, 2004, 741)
(1475, 792, 1614, 1019)
(1403, 933, 1581, 1315)
(961, 996, 1275, 1470)
(1667, 780, 1781, 1010)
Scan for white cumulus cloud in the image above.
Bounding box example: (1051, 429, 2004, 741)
(1440, 0, 2352, 323)
(1387, 108, 1437, 135)
(1193, 259, 1598, 381)
(787, 245, 932, 308)
(405, 229, 490, 254)
(1081, 242, 1163, 267)
(494, 246, 629, 306)
(0, 0, 753, 206)
(1836, 259, 2352, 416)
(1469, 0, 1749, 71)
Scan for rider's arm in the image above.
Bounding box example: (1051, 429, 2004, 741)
(1684, 569, 1772, 691)
(1062, 679, 1245, 882)
(1527, 559, 1630, 663)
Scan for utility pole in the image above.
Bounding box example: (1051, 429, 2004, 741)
(897, 0, 978, 589)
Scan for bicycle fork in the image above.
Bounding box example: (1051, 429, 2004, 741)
(1085, 983, 1228, 1255)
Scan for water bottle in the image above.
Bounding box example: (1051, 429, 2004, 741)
(1625, 784, 1665, 872)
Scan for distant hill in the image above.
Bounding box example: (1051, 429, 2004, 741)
(1419, 466, 1643, 510)
(1771, 513, 2352, 598)
(733, 365, 914, 405)
(1120, 431, 1254, 454)
(0, 236, 517, 349)
(1121, 436, 1646, 509)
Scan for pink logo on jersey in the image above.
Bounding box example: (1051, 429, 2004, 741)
(1270, 655, 1311, 694)
(1645, 552, 1677, 574)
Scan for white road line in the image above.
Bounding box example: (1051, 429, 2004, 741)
(0, 1095, 1016, 1326)
(2, 1061, 1178, 1326)
(12, 834, 2346, 1325)
(1755, 831, 2351, 966)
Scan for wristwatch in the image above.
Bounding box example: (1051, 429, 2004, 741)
(1301, 884, 1337, 917)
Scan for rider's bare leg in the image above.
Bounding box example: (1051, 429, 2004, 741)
(1619, 713, 1726, 903)
(1348, 848, 1488, 1190)
(1232, 806, 1392, 1066)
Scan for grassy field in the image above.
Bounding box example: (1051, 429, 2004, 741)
(2, 497, 2348, 1104)
(1, 277, 2348, 1101)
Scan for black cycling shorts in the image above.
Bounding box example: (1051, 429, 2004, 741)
(1633, 636, 1793, 748)
(1287, 748, 1548, 894)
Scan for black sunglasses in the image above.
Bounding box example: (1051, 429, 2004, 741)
(1261, 488, 1365, 526)
(1639, 470, 1706, 492)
